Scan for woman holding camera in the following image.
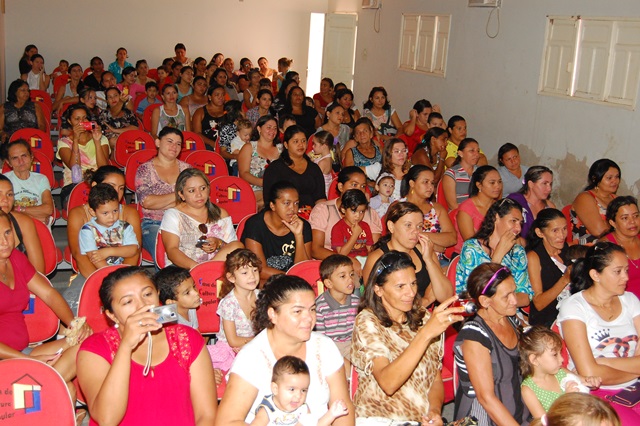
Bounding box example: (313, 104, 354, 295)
(77, 266, 216, 425)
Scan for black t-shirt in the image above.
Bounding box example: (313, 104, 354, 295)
(19, 58, 31, 75)
(262, 159, 326, 208)
(241, 210, 312, 272)
(83, 73, 104, 91)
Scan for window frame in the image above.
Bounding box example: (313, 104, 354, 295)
(399, 13, 451, 77)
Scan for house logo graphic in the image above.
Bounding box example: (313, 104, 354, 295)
(226, 184, 241, 202)
(204, 161, 216, 176)
(134, 139, 146, 150)
(23, 294, 36, 315)
(31, 161, 41, 174)
(12, 374, 42, 414)
(185, 139, 197, 151)
(29, 136, 42, 149)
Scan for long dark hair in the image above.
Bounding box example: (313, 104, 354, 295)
(281, 125, 311, 166)
(525, 208, 566, 250)
(175, 168, 221, 223)
(400, 165, 433, 199)
(415, 127, 446, 155)
(570, 241, 626, 294)
(585, 159, 621, 191)
(469, 165, 498, 198)
(474, 198, 523, 245)
(363, 86, 390, 111)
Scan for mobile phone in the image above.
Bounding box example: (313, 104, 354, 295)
(195, 239, 207, 249)
(451, 299, 478, 316)
(150, 304, 178, 324)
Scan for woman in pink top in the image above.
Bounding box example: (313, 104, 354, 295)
(603, 196, 640, 298)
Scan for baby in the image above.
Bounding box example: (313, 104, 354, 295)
(229, 118, 253, 173)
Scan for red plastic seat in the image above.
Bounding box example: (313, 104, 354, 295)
(2, 150, 56, 189)
(446, 207, 459, 260)
(125, 149, 158, 193)
(156, 231, 167, 269)
(562, 204, 574, 244)
(31, 218, 61, 276)
(447, 255, 460, 291)
(29, 89, 53, 110)
(190, 261, 226, 335)
(78, 265, 128, 333)
(436, 179, 448, 211)
(62, 182, 90, 221)
(209, 176, 257, 224)
(142, 103, 161, 133)
(551, 321, 569, 367)
(286, 260, 324, 296)
(9, 128, 55, 164)
(184, 150, 229, 181)
(327, 178, 340, 200)
(53, 74, 70, 97)
(442, 326, 458, 403)
(23, 274, 60, 344)
(114, 130, 155, 168)
(235, 214, 254, 240)
(179, 131, 207, 161)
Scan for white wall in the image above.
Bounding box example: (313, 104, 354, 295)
(5, 0, 327, 87)
(331, 0, 640, 205)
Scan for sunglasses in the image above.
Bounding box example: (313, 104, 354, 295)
(481, 266, 510, 295)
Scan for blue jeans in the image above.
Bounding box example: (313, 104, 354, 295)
(142, 218, 161, 264)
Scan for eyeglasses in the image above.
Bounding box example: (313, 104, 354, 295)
(481, 267, 510, 295)
(392, 149, 409, 155)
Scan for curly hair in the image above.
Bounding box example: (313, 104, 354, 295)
(473, 198, 523, 246)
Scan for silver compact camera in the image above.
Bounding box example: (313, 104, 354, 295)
(150, 304, 178, 324)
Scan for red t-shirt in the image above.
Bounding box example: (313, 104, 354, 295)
(331, 218, 373, 257)
(0, 250, 37, 351)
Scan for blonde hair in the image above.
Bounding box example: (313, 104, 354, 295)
(529, 393, 620, 426)
(519, 325, 563, 378)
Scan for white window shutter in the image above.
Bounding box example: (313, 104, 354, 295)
(400, 15, 419, 70)
(540, 17, 577, 95)
(606, 21, 640, 106)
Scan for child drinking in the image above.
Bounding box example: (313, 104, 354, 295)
(331, 189, 373, 263)
(155, 265, 202, 329)
(229, 118, 253, 175)
(315, 254, 359, 375)
(208, 248, 261, 372)
(520, 325, 601, 419)
(369, 173, 395, 217)
(78, 184, 139, 268)
(250, 355, 348, 426)
(311, 130, 338, 197)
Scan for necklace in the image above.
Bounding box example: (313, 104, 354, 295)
(585, 292, 617, 321)
(629, 256, 640, 269)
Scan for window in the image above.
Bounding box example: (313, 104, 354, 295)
(540, 16, 640, 108)
(399, 14, 451, 77)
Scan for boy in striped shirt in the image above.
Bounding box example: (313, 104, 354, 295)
(315, 254, 360, 375)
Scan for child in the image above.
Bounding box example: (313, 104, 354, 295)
(136, 81, 162, 118)
(311, 131, 338, 197)
(520, 325, 601, 419)
(251, 356, 348, 426)
(369, 173, 396, 217)
(427, 112, 446, 130)
(51, 59, 69, 81)
(259, 78, 273, 92)
(79, 184, 139, 268)
(315, 254, 359, 374)
(155, 265, 201, 329)
(530, 393, 620, 426)
(156, 65, 171, 91)
(208, 248, 261, 372)
(278, 113, 296, 142)
(331, 189, 373, 263)
(229, 118, 253, 174)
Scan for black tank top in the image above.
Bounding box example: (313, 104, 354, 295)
(9, 213, 26, 254)
(529, 242, 568, 327)
(380, 241, 431, 297)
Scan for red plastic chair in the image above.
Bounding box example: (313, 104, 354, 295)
(179, 131, 207, 161)
(156, 231, 167, 269)
(142, 103, 161, 132)
(446, 207, 460, 260)
(29, 89, 53, 110)
(52, 74, 70, 97)
(2, 150, 56, 189)
(125, 149, 157, 193)
(190, 261, 226, 335)
(436, 179, 448, 211)
(62, 182, 90, 221)
(350, 365, 359, 399)
(184, 150, 229, 181)
(31, 218, 61, 276)
(562, 204, 574, 244)
(235, 214, 253, 240)
(23, 273, 60, 344)
(37, 102, 53, 134)
(447, 255, 460, 291)
(0, 358, 75, 425)
(286, 260, 324, 296)
(114, 130, 156, 168)
(442, 326, 458, 403)
(209, 176, 257, 224)
(327, 178, 340, 200)
(9, 128, 55, 164)
(551, 321, 569, 368)
(78, 265, 128, 333)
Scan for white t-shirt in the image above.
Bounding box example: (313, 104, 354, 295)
(229, 330, 344, 423)
(558, 291, 640, 389)
(5, 171, 50, 207)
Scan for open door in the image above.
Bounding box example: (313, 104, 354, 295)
(322, 13, 358, 89)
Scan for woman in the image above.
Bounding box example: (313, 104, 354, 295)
(237, 115, 282, 210)
(3, 139, 53, 224)
(192, 84, 226, 151)
(558, 241, 640, 424)
(84, 57, 105, 91)
(211, 53, 224, 68)
(175, 66, 194, 102)
(216, 274, 353, 425)
(160, 168, 243, 268)
(442, 138, 481, 210)
(375, 138, 410, 200)
(343, 117, 382, 169)
(334, 88, 360, 128)
(507, 166, 556, 239)
(117, 66, 144, 103)
(603, 196, 640, 297)
(363, 202, 455, 306)
(317, 102, 351, 152)
(242, 69, 260, 110)
(272, 79, 297, 116)
(179, 76, 208, 117)
(135, 59, 155, 86)
(313, 77, 334, 118)
(77, 266, 216, 425)
(135, 127, 190, 260)
(455, 166, 504, 255)
(0, 175, 45, 273)
(210, 67, 239, 102)
(454, 263, 530, 425)
(571, 158, 620, 245)
(192, 57, 207, 78)
(353, 251, 463, 423)
(282, 86, 320, 138)
(0, 79, 46, 143)
(246, 89, 274, 127)
(399, 165, 456, 258)
(25, 54, 50, 92)
(402, 99, 436, 154)
(362, 86, 404, 141)
(98, 87, 138, 151)
(79, 87, 102, 121)
(52, 63, 83, 113)
(257, 57, 276, 80)
(151, 84, 191, 140)
(526, 208, 570, 327)
(57, 103, 110, 203)
(241, 182, 312, 280)
(19, 45, 37, 79)
(411, 127, 447, 185)
(107, 47, 133, 83)
(456, 198, 532, 307)
(498, 143, 528, 196)
(262, 125, 326, 214)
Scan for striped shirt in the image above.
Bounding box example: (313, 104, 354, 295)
(444, 164, 477, 207)
(314, 291, 359, 343)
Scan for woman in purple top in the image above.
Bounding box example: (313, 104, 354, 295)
(507, 166, 556, 238)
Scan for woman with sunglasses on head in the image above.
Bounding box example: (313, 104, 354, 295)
(352, 250, 463, 424)
(456, 198, 532, 308)
(453, 263, 530, 425)
(160, 168, 243, 269)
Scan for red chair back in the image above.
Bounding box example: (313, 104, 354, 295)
(66, 182, 91, 215)
(305, 134, 316, 154)
(350, 365, 359, 400)
(2, 150, 56, 189)
(179, 132, 207, 161)
(551, 321, 569, 367)
(78, 265, 128, 333)
(0, 358, 75, 425)
(327, 178, 340, 200)
(442, 326, 458, 403)
(436, 179, 448, 211)
(286, 260, 324, 296)
(156, 231, 167, 269)
(446, 255, 460, 290)
(31, 218, 60, 276)
(142, 103, 161, 132)
(9, 129, 55, 163)
(29, 90, 53, 110)
(562, 204, 574, 244)
(209, 176, 257, 224)
(185, 150, 229, 181)
(447, 207, 460, 260)
(23, 274, 60, 344)
(53, 74, 70, 97)
(190, 261, 226, 334)
(114, 130, 155, 168)
(235, 214, 253, 240)
(125, 150, 158, 193)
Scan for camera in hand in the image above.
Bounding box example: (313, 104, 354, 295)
(195, 236, 207, 249)
(150, 304, 178, 324)
(451, 299, 478, 316)
(81, 121, 97, 131)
